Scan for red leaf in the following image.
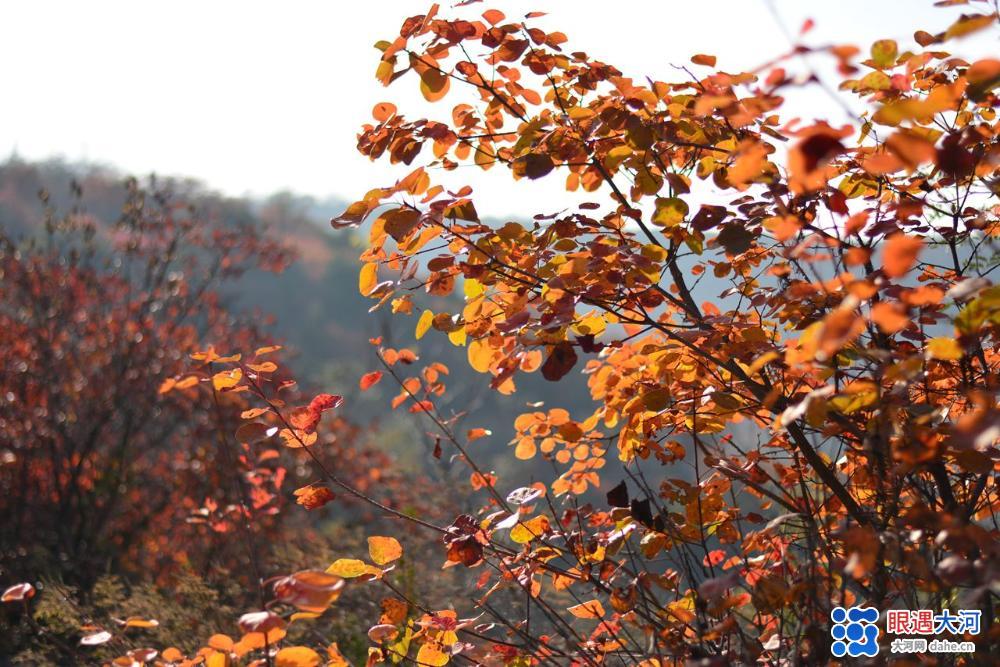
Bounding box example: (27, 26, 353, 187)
(309, 393, 344, 413)
(360, 371, 383, 391)
(541, 342, 577, 382)
(482, 9, 505, 24)
(294, 485, 336, 510)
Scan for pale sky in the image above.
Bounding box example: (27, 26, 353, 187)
(0, 1, 994, 218)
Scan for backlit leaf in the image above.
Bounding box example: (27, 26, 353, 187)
(368, 536, 403, 565)
(510, 515, 550, 543)
(275, 646, 322, 667)
(567, 599, 606, 619)
(360, 371, 383, 391)
(415, 309, 434, 340)
(359, 262, 378, 296)
(326, 559, 381, 579)
(882, 234, 922, 278)
(926, 337, 962, 361)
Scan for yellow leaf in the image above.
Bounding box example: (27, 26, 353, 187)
(359, 262, 378, 296)
(468, 339, 492, 373)
(326, 559, 380, 578)
(174, 375, 199, 391)
(666, 596, 696, 624)
(603, 145, 632, 171)
(572, 314, 606, 337)
(829, 381, 879, 414)
(448, 328, 467, 347)
(463, 278, 484, 299)
(652, 197, 688, 227)
(212, 368, 242, 391)
(641, 243, 668, 262)
(870, 39, 897, 68)
(415, 310, 434, 340)
(416, 641, 449, 666)
(510, 515, 550, 544)
(567, 599, 606, 619)
(926, 337, 962, 361)
(246, 361, 277, 373)
(419, 64, 451, 102)
(326, 643, 350, 667)
(275, 646, 322, 667)
(368, 536, 403, 565)
(289, 612, 321, 622)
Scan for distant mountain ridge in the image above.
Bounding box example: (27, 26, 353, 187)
(0, 158, 595, 482)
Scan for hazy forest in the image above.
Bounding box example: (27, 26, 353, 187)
(2, 2, 1000, 665)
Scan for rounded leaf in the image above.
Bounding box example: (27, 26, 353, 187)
(275, 646, 322, 667)
(368, 536, 403, 565)
(2, 583, 35, 603)
(80, 630, 113, 646)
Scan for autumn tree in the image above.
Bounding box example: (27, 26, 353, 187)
(0, 177, 446, 665)
(0, 179, 298, 586)
(328, 3, 1000, 664)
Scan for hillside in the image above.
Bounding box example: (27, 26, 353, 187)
(0, 158, 592, 480)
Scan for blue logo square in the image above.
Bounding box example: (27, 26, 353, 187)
(831, 606, 879, 657)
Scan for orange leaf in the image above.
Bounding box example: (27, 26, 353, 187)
(372, 102, 397, 122)
(359, 262, 378, 296)
(468, 339, 493, 373)
(417, 57, 451, 102)
(360, 371, 383, 391)
(416, 641, 449, 667)
(212, 368, 242, 391)
(882, 234, 923, 278)
(567, 599, 606, 619)
(415, 309, 434, 340)
(926, 337, 963, 361)
(294, 485, 335, 510)
(275, 646, 322, 667)
(467, 428, 491, 441)
(869, 302, 909, 334)
(208, 634, 234, 651)
(368, 536, 403, 565)
(482, 9, 505, 24)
